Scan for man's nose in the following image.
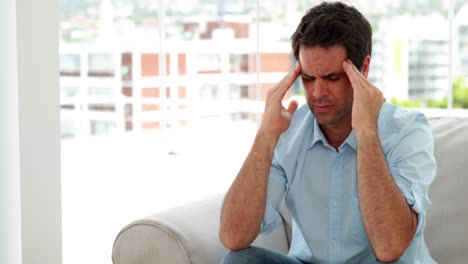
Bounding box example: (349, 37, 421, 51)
(312, 79, 328, 98)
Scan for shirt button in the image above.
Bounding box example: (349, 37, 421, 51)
(331, 200, 337, 207)
(330, 240, 337, 246)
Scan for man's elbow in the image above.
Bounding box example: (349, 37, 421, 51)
(374, 244, 407, 263)
(220, 238, 250, 251)
(218, 219, 260, 251)
(375, 252, 402, 263)
(374, 221, 416, 262)
(219, 231, 251, 251)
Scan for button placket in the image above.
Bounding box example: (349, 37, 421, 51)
(328, 154, 343, 260)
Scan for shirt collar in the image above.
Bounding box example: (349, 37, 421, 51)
(309, 117, 357, 151)
(344, 130, 357, 151)
(309, 118, 327, 149)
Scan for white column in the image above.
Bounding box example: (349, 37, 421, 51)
(185, 48, 200, 126)
(0, 0, 22, 263)
(79, 50, 90, 137)
(219, 46, 231, 120)
(132, 50, 142, 132)
(113, 48, 125, 132)
(0, 0, 62, 263)
(170, 49, 180, 125)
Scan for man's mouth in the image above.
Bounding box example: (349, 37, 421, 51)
(313, 105, 332, 113)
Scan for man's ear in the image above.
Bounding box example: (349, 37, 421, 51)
(361, 55, 371, 78)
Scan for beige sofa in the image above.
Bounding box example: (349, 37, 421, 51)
(112, 117, 468, 264)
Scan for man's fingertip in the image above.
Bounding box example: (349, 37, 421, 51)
(342, 61, 349, 71)
(295, 61, 301, 70)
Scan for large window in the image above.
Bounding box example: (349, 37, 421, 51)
(59, 0, 468, 263)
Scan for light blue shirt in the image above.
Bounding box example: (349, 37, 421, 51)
(261, 102, 437, 264)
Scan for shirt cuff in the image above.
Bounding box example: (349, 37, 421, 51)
(401, 183, 431, 237)
(260, 202, 282, 235)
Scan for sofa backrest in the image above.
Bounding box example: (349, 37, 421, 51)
(279, 117, 468, 263)
(425, 117, 468, 263)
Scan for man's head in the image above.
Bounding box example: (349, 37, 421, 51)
(291, 2, 372, 70)
(291, 2, 373, 130)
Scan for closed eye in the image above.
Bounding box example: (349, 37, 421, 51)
(326, 75, 341, 81)
(324, 72, 346, 82)
(301, 75, 316, 82)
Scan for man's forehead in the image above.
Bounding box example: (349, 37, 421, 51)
(298, 44, 347, 56)
(300, 46, 345, 58)
(298, 45, 347, 75)
(304, 56, 345, 66)
(301, 58, 345, 76)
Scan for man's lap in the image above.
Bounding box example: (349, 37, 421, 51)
(220, 246, 407, 264)
(221, 246, 304, 264)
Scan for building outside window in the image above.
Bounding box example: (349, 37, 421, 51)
(59, 0, 468, 263)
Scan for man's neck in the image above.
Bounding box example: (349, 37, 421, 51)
(320, 123, 353, 151)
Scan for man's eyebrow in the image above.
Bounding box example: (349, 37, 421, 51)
(301, 72, 315, 78)
(321, 72, 345, 78)
(301, 72, 345, 78)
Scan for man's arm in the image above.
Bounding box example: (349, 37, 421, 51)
(219, 63, 301, 251)
(343, 60, 417, 262)
(356, 130, 418, 262)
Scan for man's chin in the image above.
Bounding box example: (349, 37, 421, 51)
(316, 117, 336, 126)
(312, 113, 335, 126)
(313, 111, 352, 128)
(312, 109, 344, 126)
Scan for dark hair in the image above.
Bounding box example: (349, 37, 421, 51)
(291, 2, 372, 70)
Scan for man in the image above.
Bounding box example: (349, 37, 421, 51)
(219, 2, 437, 264)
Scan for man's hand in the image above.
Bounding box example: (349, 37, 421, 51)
(259, 62, 301, 138)
(342, 60, 385, 133)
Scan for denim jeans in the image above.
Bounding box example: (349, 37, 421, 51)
(221, 246, 304, 264)
(220, 246, 407, 264)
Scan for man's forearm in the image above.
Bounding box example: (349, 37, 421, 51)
(356, 129, 417, 262)
(219, 131, 279, 250)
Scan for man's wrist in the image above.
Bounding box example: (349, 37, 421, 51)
(255, 129, 281, 155)
(355, 127, 379, 142)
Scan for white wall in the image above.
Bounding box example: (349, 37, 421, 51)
(0, 0, 22, 263)
(1, 0, 62, 263)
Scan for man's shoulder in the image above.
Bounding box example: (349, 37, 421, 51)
(275, 104, 313, 155)
(292, 103, 312, 120)
(377, 103, 432, 151)
(378, 102, 429, 135)
(283, 103, 313, 136)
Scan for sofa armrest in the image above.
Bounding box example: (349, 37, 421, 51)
(112, 194, 289, 264)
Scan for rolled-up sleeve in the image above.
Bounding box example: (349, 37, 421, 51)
(260, 153, 287, 235)
(388, 114, 437, 237)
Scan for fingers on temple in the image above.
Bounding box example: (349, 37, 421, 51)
(271, 62, 301, 100)
(279, 62, 301, 95)
(343, 60, 360, 89)
(343, 60, 368, 89)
